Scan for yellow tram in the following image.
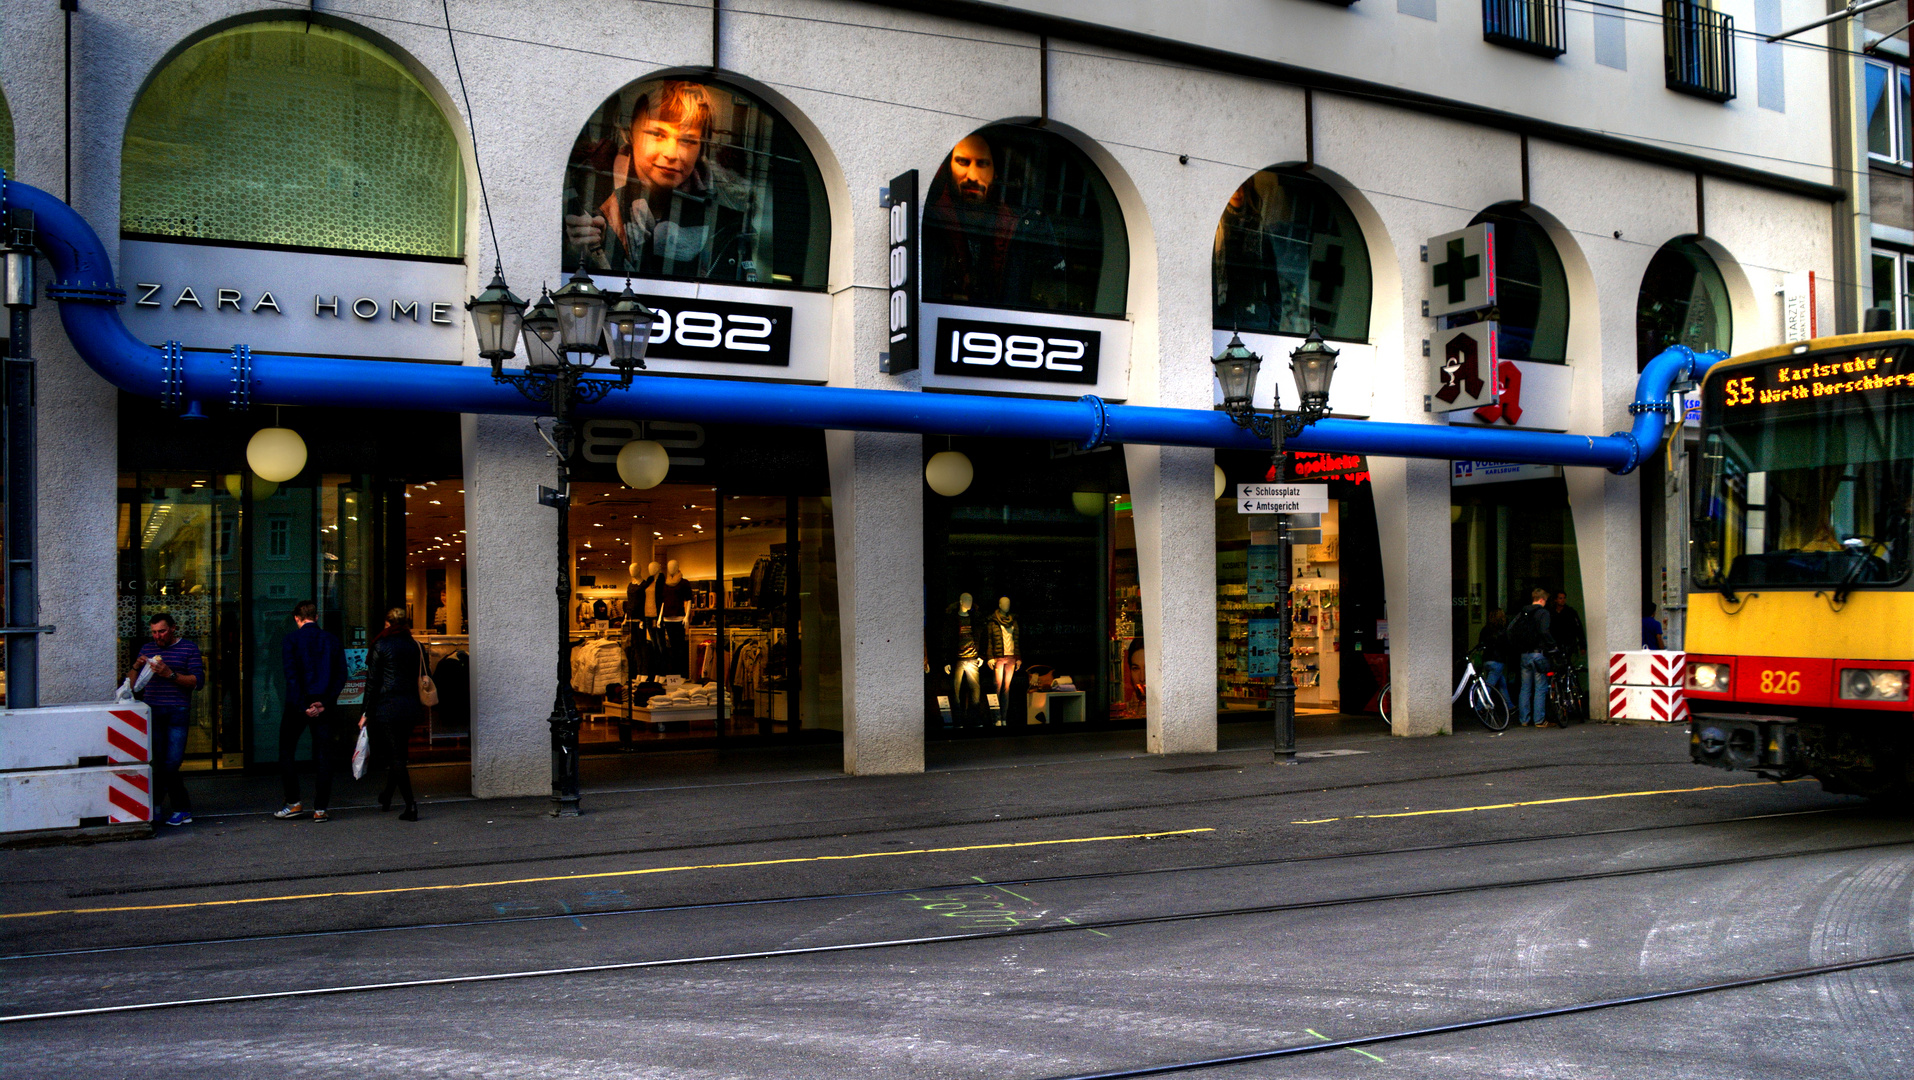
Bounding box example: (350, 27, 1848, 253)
(1686, 331, 1914, 797)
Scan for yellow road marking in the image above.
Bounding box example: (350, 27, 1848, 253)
(1, 828, 1213, 921)
(1289, 779, 1809, 824)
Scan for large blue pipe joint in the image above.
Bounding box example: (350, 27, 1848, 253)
(2, 175, 1717, 474)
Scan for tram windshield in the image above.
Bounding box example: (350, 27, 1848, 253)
(1694, 343, 1914, 591)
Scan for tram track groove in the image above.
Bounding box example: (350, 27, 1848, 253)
(0, 806, 1852, 960)
(4, 833, 1907, 1024)
(54, 757, 1711, 899)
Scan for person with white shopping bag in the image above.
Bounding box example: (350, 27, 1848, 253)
(273, 601, 348, 823)
(123, 614, 204, 827)
(361, 607, 430, 821)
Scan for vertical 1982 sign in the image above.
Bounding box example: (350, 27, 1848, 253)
(881, 169, 918, 374)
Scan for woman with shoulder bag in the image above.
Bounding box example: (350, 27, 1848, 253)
(361, 607, 427, 821)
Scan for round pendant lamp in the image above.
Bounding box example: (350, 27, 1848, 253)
(1214, 464, 1227, 500)
(616, 439, 670, 489)
(925, 451, 974, 497)
(246, 427, 308, 483)
(1072, 491, 1105, 517)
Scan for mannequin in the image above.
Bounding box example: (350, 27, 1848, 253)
(623, 561, 661, 677)
(985, 595, 1020, 724)
(943, 592, 984, 724)
(656, 558, 692, 676)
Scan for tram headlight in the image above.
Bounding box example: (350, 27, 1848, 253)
(1687, 663, 1730, 692)
(1838, 668, 1909, 702)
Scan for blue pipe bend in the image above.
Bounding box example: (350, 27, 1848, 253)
(1, 175, 1707, 475)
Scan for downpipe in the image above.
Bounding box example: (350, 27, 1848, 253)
(2, 175, 1709, 474)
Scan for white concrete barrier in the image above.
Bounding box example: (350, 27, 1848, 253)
(0, 702, 155, 834)
(0, 765, 152, 830)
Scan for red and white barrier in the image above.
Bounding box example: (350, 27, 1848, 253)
(0, 701, 152, 770)
(1, 702, 155, 834)
(1608, 650, 1686, 689)
(1609, 685, 1690, 723)
(0, 765, 153, 830)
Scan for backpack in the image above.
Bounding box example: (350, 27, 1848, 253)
(1508, 608, 1546, 654)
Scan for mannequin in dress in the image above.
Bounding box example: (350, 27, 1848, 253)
(943, 592, 983, 723)
(624, 561, 663, 677)
(985, 595, 1020, 724)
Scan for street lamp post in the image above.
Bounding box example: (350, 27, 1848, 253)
(1213, 331, 1339, 764)
(467, 266, 655, 816)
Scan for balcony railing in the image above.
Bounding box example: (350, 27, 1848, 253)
(1483, 0, 1566, 58)
(1664, 0, 1736, 102)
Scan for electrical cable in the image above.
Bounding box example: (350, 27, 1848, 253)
(2, 834, 1907, 1024)
(439, 0, 504, 273)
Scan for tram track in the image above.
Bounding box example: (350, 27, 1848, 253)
(0, 806, 1854, 960)
(4, 829, 1907, 1024)
(52, 757, 1735, 899)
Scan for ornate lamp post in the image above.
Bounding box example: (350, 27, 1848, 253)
(1213, 331, 1339, 763)
(467, 266, 655, 816)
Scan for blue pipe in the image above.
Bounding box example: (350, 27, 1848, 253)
(1, 175, 1709, 474)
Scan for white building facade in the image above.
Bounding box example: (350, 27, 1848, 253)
(0, 0, 1844, 794)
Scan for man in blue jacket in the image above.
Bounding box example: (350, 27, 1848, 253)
(275, 601, 348, 822)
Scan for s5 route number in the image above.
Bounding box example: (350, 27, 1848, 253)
(1723, 376, 1757, 408)
(1758, 669, 1802, 695)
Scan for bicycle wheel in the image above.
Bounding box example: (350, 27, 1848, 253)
(1378, 682, 1392, 726)
(1471, 678, 1511, 731)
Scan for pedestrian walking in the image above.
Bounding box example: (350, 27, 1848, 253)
(362, 607, 424, 821)
(1476, 608, 1514, 707)
(125, 614, 204, 826)
(1509, 588, 1554, 727)
(275, 600, 348, 823)
(1642, 602, 1667, 650)
(1549, 591, 1585, 658)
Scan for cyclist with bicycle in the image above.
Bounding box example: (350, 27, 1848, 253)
(1508, 587, 1554, 727)
(1475, 608, 1515, 708)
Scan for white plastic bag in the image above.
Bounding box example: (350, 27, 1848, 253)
(351, 726, 371, 780)
(115, 659, 156, 703)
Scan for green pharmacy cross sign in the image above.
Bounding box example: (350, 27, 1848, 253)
(1425, 223, 1495, 318)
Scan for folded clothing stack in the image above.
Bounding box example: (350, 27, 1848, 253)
(647, 681, 731, 710)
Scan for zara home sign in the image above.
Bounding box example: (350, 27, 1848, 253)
(121, 239, 466, 363)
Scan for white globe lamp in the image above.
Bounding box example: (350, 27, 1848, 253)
(247, 428, 307, 483)
(616, 440, 669, 489)
(925, 451, 974, 497)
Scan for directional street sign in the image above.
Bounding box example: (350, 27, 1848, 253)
(1236, 483, 1330, 514)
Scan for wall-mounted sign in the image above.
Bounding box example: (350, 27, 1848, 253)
(1782, 270, 1817, 343)
(1448, 358, 1574, 432)
(121, 239, 465, 363)
(881, 169, 918, 375)
(1209, 330, 1376, 418)
(933, 317, 1099, 385)
(1452, 460, 1562, 486)
(920, 304, 1130, 399)
(587, 275, 830, 383)
(1292, 452, 1371, 484)
(1432, 322, 1499, 411)
(632, 293, 792, 367)
(1426, 223, 1494, 318)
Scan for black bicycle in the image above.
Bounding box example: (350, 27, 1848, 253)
(1543, 646, 1588, 727)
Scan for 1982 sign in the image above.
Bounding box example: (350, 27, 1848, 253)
(931, 318, 1101, 386)
(638, 295, 793, 367)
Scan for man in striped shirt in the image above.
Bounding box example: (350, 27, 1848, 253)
(126, 614, 204, 826)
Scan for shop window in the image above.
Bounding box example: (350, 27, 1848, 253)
(921, 124, 1128, 316)
(1470, 205, 1569, 363)
(1865, 60, 1912, 167)
(0, 89, 13, 174)
(1874, 249, 1914, 330)
(1213, 169, 1372, 341)
(1637, 237, 1731, 369)
(121, 22, 463, 257)
(562, 78, 830, 289)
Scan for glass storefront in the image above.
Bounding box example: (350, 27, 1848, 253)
(924, 438, 1124, 734)
(1451, 473, 1584, 677)
(118, 398, 458, 771)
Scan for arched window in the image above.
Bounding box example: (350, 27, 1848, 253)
(1470, 205, 1568, 363)
(921, 124, 1128, 316)
(122, 22, 462, 258)
(1637, 237, 1731, 368)
(1213, 169, 1371, 341)
(0, 90, 13, 175)
(562, 77, 829, 289)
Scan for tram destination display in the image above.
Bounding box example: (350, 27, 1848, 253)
(1712, 346, 1914, 413)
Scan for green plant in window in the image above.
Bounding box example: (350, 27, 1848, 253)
(121, 22, 462, 257)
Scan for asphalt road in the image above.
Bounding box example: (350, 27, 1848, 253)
(4, 721, 1912, 1079)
